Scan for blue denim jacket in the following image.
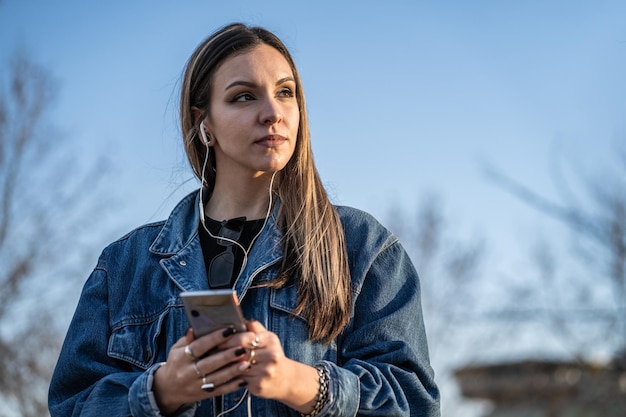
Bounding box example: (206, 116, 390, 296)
(49, 190, 440, 417)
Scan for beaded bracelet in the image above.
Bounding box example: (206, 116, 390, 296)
(300, 365, 329, 417)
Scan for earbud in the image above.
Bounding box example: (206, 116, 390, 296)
(199, 121, 211, 145)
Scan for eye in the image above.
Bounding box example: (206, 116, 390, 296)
(232, 92, 255, 102)
(277, 87, 295, 98)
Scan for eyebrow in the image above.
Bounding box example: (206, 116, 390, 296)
(224, 77, 295, 92)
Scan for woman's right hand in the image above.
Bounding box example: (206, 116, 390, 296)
(152, 327, 250, 415)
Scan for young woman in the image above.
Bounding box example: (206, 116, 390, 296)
(49, 23, 440, 417)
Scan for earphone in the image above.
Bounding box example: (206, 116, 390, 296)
(196, 119, 277, 417)
(197, 127, 276, 417)
(200, 121, 211, 145)
(197, 119, 278, 278)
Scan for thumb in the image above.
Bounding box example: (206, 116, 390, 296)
(245, 319, 267, 333)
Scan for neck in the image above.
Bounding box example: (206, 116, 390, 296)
(204, 173, 275, 221)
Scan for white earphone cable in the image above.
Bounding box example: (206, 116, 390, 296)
(197, 127, 276, 417)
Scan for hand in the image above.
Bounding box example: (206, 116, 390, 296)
(224, 320, 320, 414)
(152, 327, 249, 415)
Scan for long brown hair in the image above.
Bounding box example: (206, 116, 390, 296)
(180, 23, 351, 343)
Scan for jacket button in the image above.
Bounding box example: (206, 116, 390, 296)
(179, 260, 187, 266)
(144, 347, 151, 362)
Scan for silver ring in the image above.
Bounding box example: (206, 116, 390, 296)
(249, 349, 256, 365)
(201, 376, 215, 392)
(201, 382, 215, 392)
(251, 334, 261, 348)
(193, 361, 202, 377)
(184, 345, 197, 362)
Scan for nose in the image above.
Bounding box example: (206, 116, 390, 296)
(259, 97, 283, 125)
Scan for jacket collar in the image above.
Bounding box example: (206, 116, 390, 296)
(149, 190, 200, 256)
(149, 189, 284, 298)
(233, 204, 283, 300)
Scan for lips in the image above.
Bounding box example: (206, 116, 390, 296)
(255, 134, 287, 147)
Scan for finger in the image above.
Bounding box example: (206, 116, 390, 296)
(188, 326, 239, 358)
(196, 346, 248, 376)
(185, 327, 195, 342)
(197, 358, 253, 395)
(171, 328, 194, 349)
(244, 320, 267, 333)
(218, 320, 265, 350)
(199, 377, 248, 398)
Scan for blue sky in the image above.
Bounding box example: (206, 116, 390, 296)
(2, 1, 624, 414)
(2, 1, 623, 257)
(2, 0, 625, 318)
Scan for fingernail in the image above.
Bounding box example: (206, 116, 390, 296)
(239, 381, 248, 388)
(234, 347, 246, 356)
(222, 327, 236, 337)
(238, 362, 250, 372)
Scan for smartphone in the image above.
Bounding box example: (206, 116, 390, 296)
(181, 290, 247, 337)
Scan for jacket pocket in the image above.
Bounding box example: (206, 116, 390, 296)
(108, 309, 169, 370)
(269, 284, 338, 364)
(269, 282, 306, 322)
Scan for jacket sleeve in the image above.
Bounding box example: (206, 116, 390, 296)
(320, 240, 440, 417)
(48, 266, 196, 417)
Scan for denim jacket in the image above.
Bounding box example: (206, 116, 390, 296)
(49, 190, 440, 417)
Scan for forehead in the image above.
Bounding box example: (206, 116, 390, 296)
(212, 44, 295, 88)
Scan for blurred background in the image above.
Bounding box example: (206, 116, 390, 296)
(1, 0, 625, 416)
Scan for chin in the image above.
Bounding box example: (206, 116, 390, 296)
(262, 157, 291, 172)
(263, 165, 286, 174)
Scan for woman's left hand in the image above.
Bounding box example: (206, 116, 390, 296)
(219, 320, 321, 414)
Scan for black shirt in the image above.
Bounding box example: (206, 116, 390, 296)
(198, 216, 265, 288)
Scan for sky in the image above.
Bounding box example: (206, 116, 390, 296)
(1, 0, 624, 248)
(1, 0, 625, 414)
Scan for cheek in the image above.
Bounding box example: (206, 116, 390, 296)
(288, 108, 301, 133)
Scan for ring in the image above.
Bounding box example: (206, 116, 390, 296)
(201, 376, 215, 392)
(201, 382, 215, 392)
(251, 334, 261, 348)
(192, 361, 202, 377)
(184, 345, 197, 362)
(249, 349, 257, 365)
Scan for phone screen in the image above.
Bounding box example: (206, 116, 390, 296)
(181, 290, 246, 337)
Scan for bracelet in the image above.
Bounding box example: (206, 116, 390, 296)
(300, 365, 329, 417)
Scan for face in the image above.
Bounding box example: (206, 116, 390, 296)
(203, 44, 300, 181)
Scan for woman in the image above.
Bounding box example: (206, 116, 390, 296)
(49, 23, 440, 417)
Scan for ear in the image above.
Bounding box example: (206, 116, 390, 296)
(192, 107, 215, 133)
(191, 106, 204, 126)
(192, 107, 215, 145)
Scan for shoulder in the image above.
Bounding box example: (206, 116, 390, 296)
(110, 220, 166, 248)
(97, 220, 166, 267)
(334, 205, 418, 296)
(335, 205, 398, 254)
(100, 190, 199, 261)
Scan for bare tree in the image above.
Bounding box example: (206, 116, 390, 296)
(0, 50, 108, 417)
(483, 144, 626, 365)
(442, 147, 626, 416)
